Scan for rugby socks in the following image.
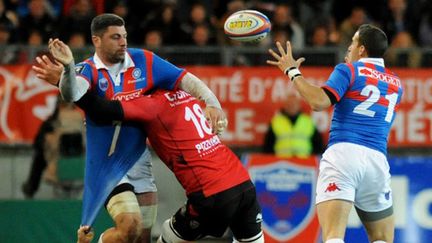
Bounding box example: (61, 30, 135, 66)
(325, 239, 344, 243)
(97, 233, 104, 243)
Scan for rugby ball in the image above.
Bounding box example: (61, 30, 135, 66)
(224, 10, 271, 43)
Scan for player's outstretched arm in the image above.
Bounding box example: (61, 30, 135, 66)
(179, 72, 228, 134)
(267, 41, 331, 111)
(77, 225, 94, 243)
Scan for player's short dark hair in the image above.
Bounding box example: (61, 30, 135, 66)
(357, 24, 388, 58)
(91, 14, 125, 37)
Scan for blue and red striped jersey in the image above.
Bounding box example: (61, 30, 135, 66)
(79, 48, 186, 225)
(323, 59, 403, 154)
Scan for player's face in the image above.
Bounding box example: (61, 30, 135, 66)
(345, 31, 361, 63)
(94, 26, 127, 65)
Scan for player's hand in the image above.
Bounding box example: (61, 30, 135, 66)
(205, 106, 228, 135)
(48, 38, 74, 65)
(267, 41, 305, 73)
(77, 225, 94, 243)
(32, 55, 63, 86)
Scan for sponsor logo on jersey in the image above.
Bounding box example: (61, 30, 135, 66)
(98, 77, 108, 91)
(358, 67, 401, 87)
(164, 90, 191, 102)
(75, 65, 85, 74)
(132, 68, 142, 79)
(249, 161, 316, 241)
(325, 182, 341, 192)
(113, 89, 143, 101)
(195, 135, 221, 155)
(127, 68, 146, 84)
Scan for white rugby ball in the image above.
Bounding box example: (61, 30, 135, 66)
(224, 10, 271, 43)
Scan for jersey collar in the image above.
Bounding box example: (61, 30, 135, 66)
(93, 51, 135, 72)
(358, 58, 385, 67)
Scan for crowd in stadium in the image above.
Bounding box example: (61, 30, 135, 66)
(0, 0, 431, 49)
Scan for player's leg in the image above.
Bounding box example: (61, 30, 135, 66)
(136, 191, 158, 243)
(359, 211, 394, 243)
(355, 148, 394, 243)
(316, 199, 352, 242)
(101, 149, 157, 243)
(229, 181, 264, 243)
(100, 183, 144, 243)
(122, 148, 158, 243)
(315, 143, 366, 242)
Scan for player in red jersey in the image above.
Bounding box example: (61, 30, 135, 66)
(73, 88, 264, 243)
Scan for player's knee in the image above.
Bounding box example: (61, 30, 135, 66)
(140, 204, 158, 229)
(233, 231, 264, 243)
(158, 219, 188, 243)
(106, 188, 144, 242)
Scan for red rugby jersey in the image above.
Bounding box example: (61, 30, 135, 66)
(121, 89, 250, 197)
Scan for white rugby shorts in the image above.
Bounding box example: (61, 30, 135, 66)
(117, 147, 157, 194)
(315, 142, 392, 212)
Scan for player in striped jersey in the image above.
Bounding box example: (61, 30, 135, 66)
(72, 89, 264, 243)
(267, 24, 402, 243)
(33, 14, 227, 243)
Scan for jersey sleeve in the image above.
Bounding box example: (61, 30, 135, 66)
(322, 63, 353, 102)
(75, 62, 93, 88)
(121, 96, 158, 123)
(151, 53, 187, 90)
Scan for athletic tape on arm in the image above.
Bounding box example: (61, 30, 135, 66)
(60, 61, 90, 102)
(179, 72, 221, 109)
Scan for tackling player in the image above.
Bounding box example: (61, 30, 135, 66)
(74, 88, 264, 243)
(267, 24, 403, 243)
(33, 14, 226, 243)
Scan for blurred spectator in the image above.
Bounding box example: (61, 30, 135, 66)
(106, 0, 140, 45)
(338, 6, 369, 47)
(0, 22, 10, 44)
(62, 0, 103, 16)
(386, 31, 421, 67)
(16, 0, 61, 19)
(310, 25, 332, 47)
(298, 0, 332, 43)
(180, 2, 217, 45)
(18, 0, 57, 43)
(144, 29, 163, 49)
(192, 24, 213, 46)
(68, 31, 89, 61)
(27, 29, 43, 46)
(0, 23, 17, 63)
(263, 91, 324, 157)
(381, 0, 420, 44)
(418, 0, 432, 47)
(22, 97, 85, 199)
(271, 4, 304, 50)
(144, 3, 183, 45)
(271, 28, 290, 46)
(0, 0, 18, 42)
(59, 0, 95, 45)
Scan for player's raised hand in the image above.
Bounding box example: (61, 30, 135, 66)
(205, 106, 228, 135)
(48, 38, 74, 65)
(267, 41, 305, 73)
(32, 55, 64, 86)
(77, 225, 94, 243)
